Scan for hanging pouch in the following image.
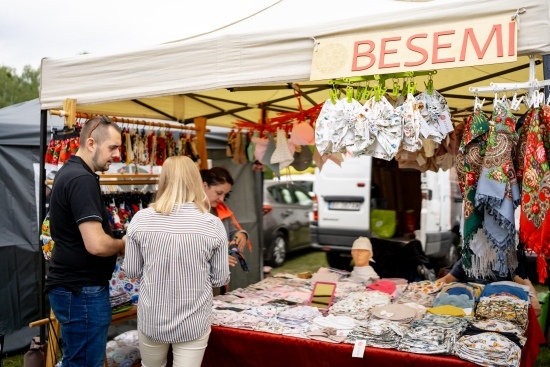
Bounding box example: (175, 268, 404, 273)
(40, 212, 54, 260)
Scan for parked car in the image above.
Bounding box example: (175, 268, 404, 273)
(263, 179, 314, 267)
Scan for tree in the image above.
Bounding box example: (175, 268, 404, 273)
(0, 65, 40, 109)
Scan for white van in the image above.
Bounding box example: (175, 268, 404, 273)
(310, 155, 462, 270)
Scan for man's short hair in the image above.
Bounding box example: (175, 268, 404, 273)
(80, 116, 122, 144)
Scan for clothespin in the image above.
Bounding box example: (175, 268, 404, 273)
(424, 74, 434, 95)
(407, 79, 417, 95)
(474, 94, 485, 111)
(346, 85, 354, 103)
(391, 78, 400, 98)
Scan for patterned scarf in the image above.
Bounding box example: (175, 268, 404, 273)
(474, 101, 519, 277)
(457, 109, 489, 270)
(515, 106, 550, 283)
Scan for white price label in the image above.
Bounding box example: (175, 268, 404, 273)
(352, 340, 366, 358)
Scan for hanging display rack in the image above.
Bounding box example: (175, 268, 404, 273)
(469, 56, 550, 94)
(49, 109, 209, 132)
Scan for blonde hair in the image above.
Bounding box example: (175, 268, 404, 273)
(151, 156, 208, 215)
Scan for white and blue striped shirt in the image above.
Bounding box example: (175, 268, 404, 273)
(125, 203, 229, 343)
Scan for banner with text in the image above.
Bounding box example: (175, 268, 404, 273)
(310, 16, 516, 81)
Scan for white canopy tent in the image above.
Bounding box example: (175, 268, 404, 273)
(39, 0, 550, 128)
(34, 0, 550, 344)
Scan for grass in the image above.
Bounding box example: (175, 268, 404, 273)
(3, 354, 23, 367)
(271, 248, 328, 275)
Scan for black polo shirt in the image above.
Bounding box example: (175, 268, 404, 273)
(45, 155, 116, 295)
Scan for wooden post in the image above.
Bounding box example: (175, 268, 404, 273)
(194, 117, 208, 170)
(62, 98, 77, 128)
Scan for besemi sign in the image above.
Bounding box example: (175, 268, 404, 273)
(310, 16, 516, 81)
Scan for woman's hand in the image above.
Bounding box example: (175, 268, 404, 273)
(235, 233, 247, 252)
(228, 255, 238, 267)
(531, 295, 542, 317)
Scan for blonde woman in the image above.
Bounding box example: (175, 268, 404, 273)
(125, 156, 229, 367)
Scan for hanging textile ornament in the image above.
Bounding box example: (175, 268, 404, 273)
(415, 90, 453, 143)
(315, 98, 344, 155)
(252, 134, 269, 162)
(289, 121, 315, 146)
(125, 129, 134, 164)
(226, 130, 235, 157)
(456, 108, 490, 272)
(261, 133, 280, 178)
(398, 93, 423, 153)
(313, 145, 343, 171)
(271, 128, 295, 171)
(51, 140, 62, 168)
(166, 131, 176, 158)
(332, 97, 362, 153)
(516, 106, 550, 283)
(45, 139, 56, 170)
(247, 131, 258, 162)
(156, 131, 167, 166)
(474, 100, 520, 277)
(291, 145, 313, 172)
(361, 95, 403, 161)
(232, 131, 248, 165)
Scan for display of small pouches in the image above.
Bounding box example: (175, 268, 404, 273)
(454, 332, 521, 367)
(346, 319, 403, 349)
(370, 304, 417, 323)
(406, 280, 445, 294)
(475, 294, 528, 331)
(433, 282, 475, 310)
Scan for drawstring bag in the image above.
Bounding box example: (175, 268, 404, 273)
(23, 336, 47, 367)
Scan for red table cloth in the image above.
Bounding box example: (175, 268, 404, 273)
(202, 307, 545, 367)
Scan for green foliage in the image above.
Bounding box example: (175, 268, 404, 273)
(0, 65, 40, 109)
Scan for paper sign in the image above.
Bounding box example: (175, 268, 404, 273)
(352, 340, 366, 358)
(311, 15, 516, 80)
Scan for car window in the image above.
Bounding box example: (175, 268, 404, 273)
(267, 186, 284, 204)
(280, 187, 295, 204)
(293, 186, 313, 206)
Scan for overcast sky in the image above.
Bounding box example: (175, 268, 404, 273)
(0, 0, 276, 74)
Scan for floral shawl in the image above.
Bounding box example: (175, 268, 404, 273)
(457, 109, 490, 270)
(474, 101, 519, 277)
(515, 106, 550, 283)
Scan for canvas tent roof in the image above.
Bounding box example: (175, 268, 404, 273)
(39, 0, 550, 127)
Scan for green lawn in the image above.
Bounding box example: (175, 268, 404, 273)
(272, 249, 328, 275)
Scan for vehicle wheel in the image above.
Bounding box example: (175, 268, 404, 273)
(325, 251, 352, 271)
(266, 231, 287, 267)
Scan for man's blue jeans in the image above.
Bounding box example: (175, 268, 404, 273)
(48, 286, 112, 367)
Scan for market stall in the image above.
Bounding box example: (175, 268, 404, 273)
(36, 0, 550, 366)
(203, 283, 544, 367)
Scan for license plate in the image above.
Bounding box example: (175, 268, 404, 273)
(328, 201, 361, 211)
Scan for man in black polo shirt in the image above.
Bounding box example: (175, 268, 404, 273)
(46, 116, 126, 367)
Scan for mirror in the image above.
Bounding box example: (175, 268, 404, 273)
(309, 282, 337, 310)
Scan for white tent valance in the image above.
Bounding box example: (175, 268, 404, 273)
(39, 0, 550, 127)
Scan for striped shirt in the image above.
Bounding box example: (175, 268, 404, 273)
(125, 203, 229, 343)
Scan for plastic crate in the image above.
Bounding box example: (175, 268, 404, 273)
(538, 292, 549, 334)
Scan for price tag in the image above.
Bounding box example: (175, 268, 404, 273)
(352, 340, 366, 358)
(419, 118, 432, 139)
(438, 111, 454, 134)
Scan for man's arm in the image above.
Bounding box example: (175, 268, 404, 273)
(438, 272, 460, 283)
(513, 275, 542, 317)
(79, 221, 126, 257)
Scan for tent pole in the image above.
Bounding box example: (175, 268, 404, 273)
(39, 109, 48, 344)
(543, 54, 550, 99)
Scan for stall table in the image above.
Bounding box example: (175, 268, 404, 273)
(201, 308, 545, 367)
